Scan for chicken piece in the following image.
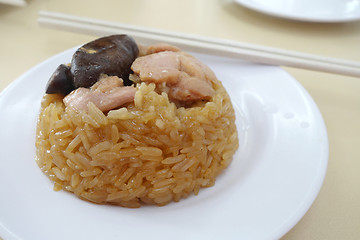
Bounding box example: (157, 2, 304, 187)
(169, 72, 214, 102)
(63, 76, 136, 112)
(91, 75, 124, 92)
(145, 43, 180, 55)
(131, 51, 215, 103)
(131, 51, 181, 85)
(137, 43, 180, 57)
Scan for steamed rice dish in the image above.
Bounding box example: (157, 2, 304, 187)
(35, 35, 238, 208)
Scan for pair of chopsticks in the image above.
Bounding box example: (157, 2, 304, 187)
(38, 11, 360, 77)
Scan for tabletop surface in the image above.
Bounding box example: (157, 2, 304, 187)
(0, 0, 359, 239)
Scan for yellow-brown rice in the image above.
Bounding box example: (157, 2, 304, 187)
(36, 77, 238, 207)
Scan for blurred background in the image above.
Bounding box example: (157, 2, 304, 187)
(0, 0, 359, 239)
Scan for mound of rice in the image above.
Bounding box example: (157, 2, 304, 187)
(36, 78, 238, 207)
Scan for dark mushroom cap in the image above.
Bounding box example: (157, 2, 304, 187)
(45, 64, 74, 95)
(70, 34, 139, 88)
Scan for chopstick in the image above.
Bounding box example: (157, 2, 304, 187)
(38, 11, 360, 77)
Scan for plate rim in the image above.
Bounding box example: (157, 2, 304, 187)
(234, 0, 360, 22)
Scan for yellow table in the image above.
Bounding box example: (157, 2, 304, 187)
(1, 0, 359, 239)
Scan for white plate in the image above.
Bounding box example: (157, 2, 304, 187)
(235, 0, 360, 22)
(0, 47, 328, 240)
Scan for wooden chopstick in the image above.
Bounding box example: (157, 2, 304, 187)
(38, 10, 360, 77)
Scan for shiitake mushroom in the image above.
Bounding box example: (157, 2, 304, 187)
(71, 34, 139, 88)
(45, 34, 139, 95)
(45, 64, 74, 95)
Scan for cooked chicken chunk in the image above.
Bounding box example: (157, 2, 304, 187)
(145, 43, 180, 55)
(91, 75, 124, 92)
(131, 51, 215, 103)
(63, 76, 136, 112)
(132, 51, 180, 85)
(137, 43, 180, 57)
